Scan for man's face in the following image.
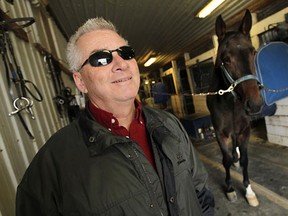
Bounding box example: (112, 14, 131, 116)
(73, 29, 140, 109)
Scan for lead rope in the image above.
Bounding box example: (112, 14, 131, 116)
(141, 81, 288, 98)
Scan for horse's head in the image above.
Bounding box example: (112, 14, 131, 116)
(215, 9, 263, 115)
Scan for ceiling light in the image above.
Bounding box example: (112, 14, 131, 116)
(144, 57, 156, 67)
(196, 0, 225, 18)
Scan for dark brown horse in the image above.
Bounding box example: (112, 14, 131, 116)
(206, 10, 263, 207)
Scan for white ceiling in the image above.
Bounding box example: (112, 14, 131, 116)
(45, 0, 283, 74)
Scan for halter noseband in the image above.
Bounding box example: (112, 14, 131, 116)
(220, 63, 260, 98)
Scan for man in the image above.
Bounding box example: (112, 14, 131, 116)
(16, 17, 214, 215)
(152, 79, 169, 109)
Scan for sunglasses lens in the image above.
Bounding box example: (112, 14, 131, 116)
(84, 46, 135, 68)
(118, 46, 135, 60)
(89, 51, 112, 67)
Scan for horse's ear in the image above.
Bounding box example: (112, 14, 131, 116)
(215, 14, 226, 40)
(239, 9, 252, 35)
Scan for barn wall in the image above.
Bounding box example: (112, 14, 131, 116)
(265, 98, 288, 146)
(0, 1, 74, 215)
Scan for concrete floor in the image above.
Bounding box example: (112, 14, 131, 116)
(192, 120, 288, 216)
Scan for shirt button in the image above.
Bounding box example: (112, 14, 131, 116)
(111, 118, 116, 124)
(108, 128, 112, 131)
(126, 136, 129, 139)
(169, 196, 175, 203)
(140, 120, 143, 124)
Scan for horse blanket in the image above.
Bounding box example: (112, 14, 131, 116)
(255, 41, 288, 105)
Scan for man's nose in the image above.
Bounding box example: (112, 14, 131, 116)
(111, 53, 129, 71)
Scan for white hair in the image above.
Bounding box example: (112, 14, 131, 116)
(66, 17, 118, 72)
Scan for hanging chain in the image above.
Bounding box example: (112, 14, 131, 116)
(262, 86, 288, 93)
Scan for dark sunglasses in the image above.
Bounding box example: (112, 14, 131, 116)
(79, 46, 135, 70)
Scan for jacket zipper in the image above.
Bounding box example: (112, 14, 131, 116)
(132, 145, 164, 216)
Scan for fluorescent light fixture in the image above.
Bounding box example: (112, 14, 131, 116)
(196, 0, 225, 18)
(144, 57, 156, 67)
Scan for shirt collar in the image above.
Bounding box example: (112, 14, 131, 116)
(88, 99, 144, 129)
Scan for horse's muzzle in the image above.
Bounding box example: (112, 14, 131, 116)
(244, 96, 264, 115)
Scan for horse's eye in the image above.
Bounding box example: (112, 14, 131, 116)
(223, 56, 230, 64)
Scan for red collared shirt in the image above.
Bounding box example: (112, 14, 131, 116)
(88, 100, 155, 168)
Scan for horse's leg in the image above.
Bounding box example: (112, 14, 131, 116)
(238, 128, 259, 207)
(216, 131, 237, 202)
(231, 133, 240, 169)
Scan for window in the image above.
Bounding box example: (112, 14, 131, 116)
(190, 58, 214, 93)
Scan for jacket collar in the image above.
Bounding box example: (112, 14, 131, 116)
(142, 106, 165, 129)
(79, 105, 169, 157)
(79, 108, 132, 156)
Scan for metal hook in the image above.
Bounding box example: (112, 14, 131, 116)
(9, 97, 35, 119)
(218, 84, 235, 95)
(9, 97, 29, 116)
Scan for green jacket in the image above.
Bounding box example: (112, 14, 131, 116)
(16, 106, 214, 216)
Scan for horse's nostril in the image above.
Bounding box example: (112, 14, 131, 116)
(245, 99, 263, 114)
(248, 100, 254, 109)
(245, 101, 252, 112)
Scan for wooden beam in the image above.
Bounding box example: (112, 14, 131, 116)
(0, 9, 30, 42)
(34, 43, 72, 76)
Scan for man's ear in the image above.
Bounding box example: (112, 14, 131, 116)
(73, 72, 88, 93)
